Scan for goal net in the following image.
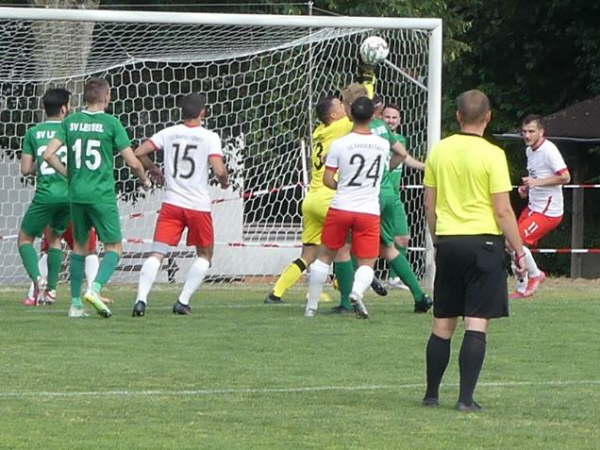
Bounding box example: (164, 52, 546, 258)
(0, 8, 441, 286)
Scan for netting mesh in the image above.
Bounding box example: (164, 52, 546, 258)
(0, 14, 431, 284)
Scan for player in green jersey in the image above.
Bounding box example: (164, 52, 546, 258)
(18, 88, 72, 308)
(44, 78, 150, 318)
(377, 101, 432, 313)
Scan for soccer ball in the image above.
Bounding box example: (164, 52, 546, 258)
(359, 36, 389, 65)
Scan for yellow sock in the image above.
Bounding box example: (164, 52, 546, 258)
(273, 258, 307, 298)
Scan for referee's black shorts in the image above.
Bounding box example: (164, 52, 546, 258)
(433, 234, 509, 319)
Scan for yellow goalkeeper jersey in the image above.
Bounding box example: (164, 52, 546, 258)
(309, 116, 353, 192)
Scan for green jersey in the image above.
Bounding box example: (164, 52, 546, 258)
(56, 110, 131, 204)
(22, 121, 68, 204)
(386, 131, 408, 194)
(369, 118, 402, 194)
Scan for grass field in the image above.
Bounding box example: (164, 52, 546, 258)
(1, 277, 599, 449)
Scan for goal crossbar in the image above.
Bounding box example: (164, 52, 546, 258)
(0, 7, 441, 30)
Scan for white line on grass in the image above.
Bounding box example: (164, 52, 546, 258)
(1, 380, 599, 399)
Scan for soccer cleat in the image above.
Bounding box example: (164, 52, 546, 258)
(264, 292, 284, 304)
(41, 289, 57, 305)
(329, 305, 354, 315)
(455, 401, 483, 412)
(509, 290, 530, 299)
(304, 307, 317, 318)
(83, 290, 112, 318)
(33, 277, 47, 306)
(68, 305, 89, 318)
(422, 397, 440, 407)
(22, 296, 37, 306)
(387, 277, 409, 291)
(172, 301, 192, 315)
(132, 301, 146, 317)
(414, 295, 433, 313)
(525, 271, 546, 296)
(370, 277, 388, 296)
(350, 293, 369, 319)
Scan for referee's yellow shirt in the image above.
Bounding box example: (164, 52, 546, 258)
(423, 132, 512, 235)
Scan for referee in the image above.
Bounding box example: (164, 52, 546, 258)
(421, 89, 525, 411)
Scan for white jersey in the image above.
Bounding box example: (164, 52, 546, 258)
(149, 123, 223, 212)
(325, 131, 389, 215)
(526, 138, 568, 217)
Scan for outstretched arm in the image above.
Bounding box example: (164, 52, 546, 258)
(122, 146, 150, 188)
(135, 140, 164, 185)
(404, 154, 425, 170)
(389, 141, 408, 170)
(20, 154, 35, 176)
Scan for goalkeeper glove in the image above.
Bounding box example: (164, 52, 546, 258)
(357, 64, 376, 84)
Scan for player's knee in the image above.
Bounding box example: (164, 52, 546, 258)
(104, 242, 122, 256)
(195, 246, 213, 262)
(17, 229, 34, 246)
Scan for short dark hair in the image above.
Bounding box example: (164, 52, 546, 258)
(456, 89, 490, 125)
(350, 96, 374, 124)
(84, 78, 110, 104)
(372, 95, 385, 110)
(384, 103, 401, 114)
(181, 93, 207, 120)
(522, 114, 545, 129)
(42, 88, 71, 116)
(315, 96, 338, 124)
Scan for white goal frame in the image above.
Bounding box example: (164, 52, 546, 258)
(0, 7, 441, 287)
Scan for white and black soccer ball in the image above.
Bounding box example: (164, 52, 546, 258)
(359, 36, 389, 65)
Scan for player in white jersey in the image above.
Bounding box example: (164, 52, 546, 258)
(131, 93, 229, 316)
(304, 97, 402, 319)
(511, 114, 570, 298)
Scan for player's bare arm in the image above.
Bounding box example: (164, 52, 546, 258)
(522, 170, 571, 188)
(20, 153, 35, 176)
(424, 186, 437, 242)
(404, 154, 425, 170)
(323, 167, 337, 190)
(492, 191, 526, 275)
(43, 137, 67, 176)
(134, 140, 164, 185)
(390, 141, 408, 169)
(122, 146, 151, 188)
(209, 155, 230, 189)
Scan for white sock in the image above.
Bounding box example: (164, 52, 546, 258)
(39, 252, 48, 278)
(27, 253, 48, 298)
(85, 254, 100, 290)
(522, 246, 541, 278)
(178, 257, 210, 305)
(307, 259, 330, 312)
(137, 256, 161, 304)
(351, 265, 374, 299)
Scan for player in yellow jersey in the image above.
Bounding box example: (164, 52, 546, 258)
(264, 95, 351, 303)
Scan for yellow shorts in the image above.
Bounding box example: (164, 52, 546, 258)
(301, 190, 333, 245)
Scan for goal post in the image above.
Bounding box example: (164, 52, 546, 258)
(0, 7, 442, 286)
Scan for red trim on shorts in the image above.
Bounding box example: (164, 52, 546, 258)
(555, 168, 569, 175)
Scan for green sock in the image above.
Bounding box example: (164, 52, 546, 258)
(70, 253, 85, 306)
(93, 251, 120, 292)
(388, 252, 425, 303)
(334, 260, 354, 309)
(46, 248, 63, 291)
(19, 243, 41, 282)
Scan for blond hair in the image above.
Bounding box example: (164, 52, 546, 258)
(341, 83, 368, 108)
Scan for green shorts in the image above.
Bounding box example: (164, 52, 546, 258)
(70, 202, 122, 245)
(20, 201, 70, 237)
(380, 191, 409, 246)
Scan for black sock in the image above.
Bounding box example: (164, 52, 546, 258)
(424, 333, 451, 399)
(458, 330, 487, 405)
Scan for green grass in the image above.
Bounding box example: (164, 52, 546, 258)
(1, 278, 599, 449)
